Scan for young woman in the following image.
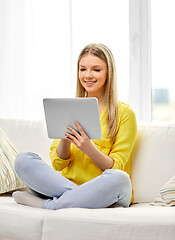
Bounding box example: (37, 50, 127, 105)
(13, 43, 137, 210)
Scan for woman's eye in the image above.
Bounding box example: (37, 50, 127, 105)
(80, 68, 86, 72)
(94, 69, 100, 72)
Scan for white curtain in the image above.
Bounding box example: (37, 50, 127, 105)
(0, 0, 129, 120)
(71, 0, 129, 104)
(0, 0, 72, 120)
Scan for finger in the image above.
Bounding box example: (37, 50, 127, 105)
(65, 132, 80, 146)
(74, 121, 86, 137)
(67, 126, 81, 139)
(65, 137, 71, 142)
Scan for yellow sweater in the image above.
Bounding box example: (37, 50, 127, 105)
(50, 102, 137, 186)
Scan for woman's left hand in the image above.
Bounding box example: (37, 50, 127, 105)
(65, 121, 95, 155)
(65, 121, 114, 170)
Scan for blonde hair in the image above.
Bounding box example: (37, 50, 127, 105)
(76, 43, 118, 142)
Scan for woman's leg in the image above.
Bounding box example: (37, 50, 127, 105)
(14, 152, 77, 197)
(42, 169, 132, 210)
(14, 152, 132, 210)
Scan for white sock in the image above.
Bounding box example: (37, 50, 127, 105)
(12, 190, 44, 208)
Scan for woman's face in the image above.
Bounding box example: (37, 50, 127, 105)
(78, 54, 108, 97)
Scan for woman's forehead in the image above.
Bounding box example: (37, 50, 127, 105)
(79, 54, 107, 66)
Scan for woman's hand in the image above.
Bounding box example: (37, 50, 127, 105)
(65, 121, 95, 156)
(65, 121, 114, 170)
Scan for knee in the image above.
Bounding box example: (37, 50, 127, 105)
(102, 169, 132, 207)
(15, 152, 37, 176)
(103, 169, 131, 188)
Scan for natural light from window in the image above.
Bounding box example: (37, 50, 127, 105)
(151, 0, 175, 122)
(0, 0, 129, 120)
(71, 0, 129, 103)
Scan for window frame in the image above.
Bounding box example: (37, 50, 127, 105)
(129, 0, 152, 123)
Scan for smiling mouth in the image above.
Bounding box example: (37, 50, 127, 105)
(84, 80, 97, 84)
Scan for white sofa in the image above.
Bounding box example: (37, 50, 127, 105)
(0, 119, 175, 240)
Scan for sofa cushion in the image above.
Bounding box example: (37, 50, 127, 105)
(0, 196, 175, 240)
(0, 195, 52, 240)
(42, 204, 175, 240)
(131, 124, 175, 203)
(0, 128, 25, 194)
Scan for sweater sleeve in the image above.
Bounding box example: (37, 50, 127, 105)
(109, 106, 137, 170)
(49, 139, 72, 171)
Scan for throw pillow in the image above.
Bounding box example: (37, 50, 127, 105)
(151, 175, 175, 207)
(0, 128, 25, 194)
(160, 175, 175, 205)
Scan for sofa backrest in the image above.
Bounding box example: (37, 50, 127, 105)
(131, 124, 175, 203)
(0, 119, 52, 166)
(0, 119, 175, 203)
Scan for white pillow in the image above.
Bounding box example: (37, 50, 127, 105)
(160, 175, 175, 204)
(151, 175, 175, 207)
(0, 128, 25, 194)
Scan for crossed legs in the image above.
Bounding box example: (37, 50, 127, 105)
(13, 152, 132, 210)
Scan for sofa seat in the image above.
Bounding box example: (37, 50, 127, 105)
(0, 194, 52, 240)
(0, 194, 175, 240)
(43, 204, 175, 240)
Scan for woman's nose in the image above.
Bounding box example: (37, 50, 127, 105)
(85, 70, 93, 79)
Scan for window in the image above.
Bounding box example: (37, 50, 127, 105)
(129, 0, 152, 123)
(151, 0, 175, 122)
(0, 0, 71, 120)
(0, 0, 130, 120)
(71, 0, 129, 103)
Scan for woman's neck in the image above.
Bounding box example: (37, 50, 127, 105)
(87, 92, 105, 115)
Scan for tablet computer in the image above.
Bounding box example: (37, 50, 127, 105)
(43, 98, 101, 139)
